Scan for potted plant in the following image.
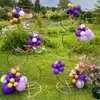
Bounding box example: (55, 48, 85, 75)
(80, 55, 100, 99)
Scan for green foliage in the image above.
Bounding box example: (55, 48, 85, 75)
(2, 30, 29, 51)
(17, 0, 34, 9)
(82, 11, 93, 23)
(0, 0, 16, 7)
(0, 6, 11, 20)
(34, 0, 41, 12)
(59, 0, 69, 9)
(0, 21, 10, 30)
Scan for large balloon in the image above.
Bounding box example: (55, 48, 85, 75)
(76, 80, 84, 89)
(2, 83, 15, 94)
(16, 82, 26, 92)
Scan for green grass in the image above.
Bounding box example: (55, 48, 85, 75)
(0, 21, 99, 100)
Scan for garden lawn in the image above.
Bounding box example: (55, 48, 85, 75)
(0, 22, 99, 100)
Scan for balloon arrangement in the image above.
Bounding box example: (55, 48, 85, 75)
(66, 3, 81, 16)
(69, 63, 88, 89)
(76, 24, 95, 41)
(0, 67, 28, 94)
(51, 60, 65, 74)
(8, 7, 25, 24)
(28, 32, 42, 48)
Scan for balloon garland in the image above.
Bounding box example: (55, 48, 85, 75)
(67, 3, 81, 16)
(69, 63, 88, 89)
(76, 24, 95, 41)
(1, 67, 28, 94)
(8, 7, 25, 25)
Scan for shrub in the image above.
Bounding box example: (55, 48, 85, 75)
(2, 30, 29, 51)
(0, 7, 11, 20)
(0, 21, 10, 30)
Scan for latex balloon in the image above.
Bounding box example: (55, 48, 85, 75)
(19, 10, 25, 17)
(51, 63, 56, 68)
(15, 77, 20, 82)
(30, 34, 34, 39)
(2, 83, 14, 94)
(80, 31, 86, 36)
(36, 41, 41, 45)
(80, 24, 85, 29)
(79, 36, 87, 41)
(61, 62, 65, 67)
(74, 10, 79, 15)
(37, 35, 42, 41)
(16, 82, 26, 92)
(67, 3, 72, 8)
(76, 5, 81, 11)
(76, 80, 84, 88)
(0, 75, 7, 83)
(87, 33, 94, 40)
(13, 12, 19, 18)
(79, 74, 86, 82)
(20, 76, 28, 84)
(16, 7, 20, 12)
(57, 63, 61, 68)
(54, 69, 59, 74)
(59, 67, 64, 72)
(32, 38, 37, 43)
(76, 30, 81, 37)
(28, 39, 33, 45)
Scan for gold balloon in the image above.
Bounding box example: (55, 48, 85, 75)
(11, 68, 16, 74)
(69, 73, 74, 78)
(18, 16, 22, 21)
(72, 79, 76, 84)
(8, 12, 13, 19)
(75, 66, 79, 71)
(67, 3, 72, 8)
(16, 67, 20, 72)
(10, 20, 14, 24)
(7, 83, 13, 88)
(75, 75, 79, 79)
(13, 18, 18, 23)
(14, 82, 18, 87)
(10, 78, 15, 83)
(16, 72, 20, 77)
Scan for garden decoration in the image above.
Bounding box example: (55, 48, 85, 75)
(76, 24, 94, 41)
(80, 55, 100, 99)
(28, 32, 46, 53)
(67, 3, 81, 16)
(69, 62, 88, 89)
(8, 7, 25, 25)
(51, 60, 73, 94)
(1, 67, 28, 94)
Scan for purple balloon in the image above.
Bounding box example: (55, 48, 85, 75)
(15, 77, 20, 82)
(76, 5, 81, 11)
(66, 9, 70, 14)
(87, 33, 94, 40)
(58, 60, 61, 64)
(69, 8, 74, 14)
(74, 10, 79, 15)
(36, 41, 41, 46)
(81, 27, 86, 31)
(16, 82, 26, 92)
(9, 72, 15, 78)
(54, 69, 59, 74)
(16, 7, 21, 12)
(37, 35, 42, 41)
(51, 63, 56, 68)
(76, 30, 81, 37)
(20, 76, 28, 84)
(2, 83, 15, 94)
(59, 67, 64, 72)
(61, 62, 65, 67)
(57, 63, 61, 68)
(30, 34, 34, 39)
(7, 71, 11, 75)
(28, 40, 33, 45)
(13, 12, 20, 18)
(79, 36, 87, 41)
(76, 71, 80, 75)
(79, 74, 86, 81)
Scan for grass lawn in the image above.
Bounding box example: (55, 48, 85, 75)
(0, 21, 99, 100)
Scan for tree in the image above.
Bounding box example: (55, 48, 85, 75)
(96, 0, 100, 8)
(34, 0, 41, 12)
(17, 0, 34, 9)
(0, 0, 16, 7)
(59, 0, 69, 9)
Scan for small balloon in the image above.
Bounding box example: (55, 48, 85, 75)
(76, 30, 81, 37)
(59, 67, 64, 72)
(76, 5, 81, 11)
(54, 69, 59, 74)
(76, 80, 84, 89)
(79, 36, 87, 41)
(28, 39, 33, 45)
(16, 82, 26, 92)
(30, 34, 34, 39)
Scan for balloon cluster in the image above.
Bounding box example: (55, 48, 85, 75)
(28, 33, 42, 47)
(51, 60, 65, 74)
(0, 67, 28, 94)
(8, 7, 25, 24)
(76, 24, 95, 41)
(67, 3, 81, 16)
(69, 63, 88, 89)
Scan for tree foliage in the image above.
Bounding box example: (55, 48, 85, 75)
(59, 0, 69, 9)
(34, 0, 41, 12)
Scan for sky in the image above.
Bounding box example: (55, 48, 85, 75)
(32, 0, 97, 11)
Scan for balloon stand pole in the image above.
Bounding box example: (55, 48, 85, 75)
(56, 76, 73, 94)
(26, 82, 42, 99)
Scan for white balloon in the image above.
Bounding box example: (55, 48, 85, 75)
(80, 24, 85, 29)
(12, 9, 16, 13)
(79, 36, 87, 41)
(80, 31, 86, 36)
(32, 38, 37, 42)
(20, 77, 25, 82)
(0, 75, 7, 83)
(76, 80, 84, 89)
(19, 10, 25, 16)
(71, 69, 76, 75)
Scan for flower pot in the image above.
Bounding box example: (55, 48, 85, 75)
(92, 87, 100, 99)
(23, 45, 31, 52)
